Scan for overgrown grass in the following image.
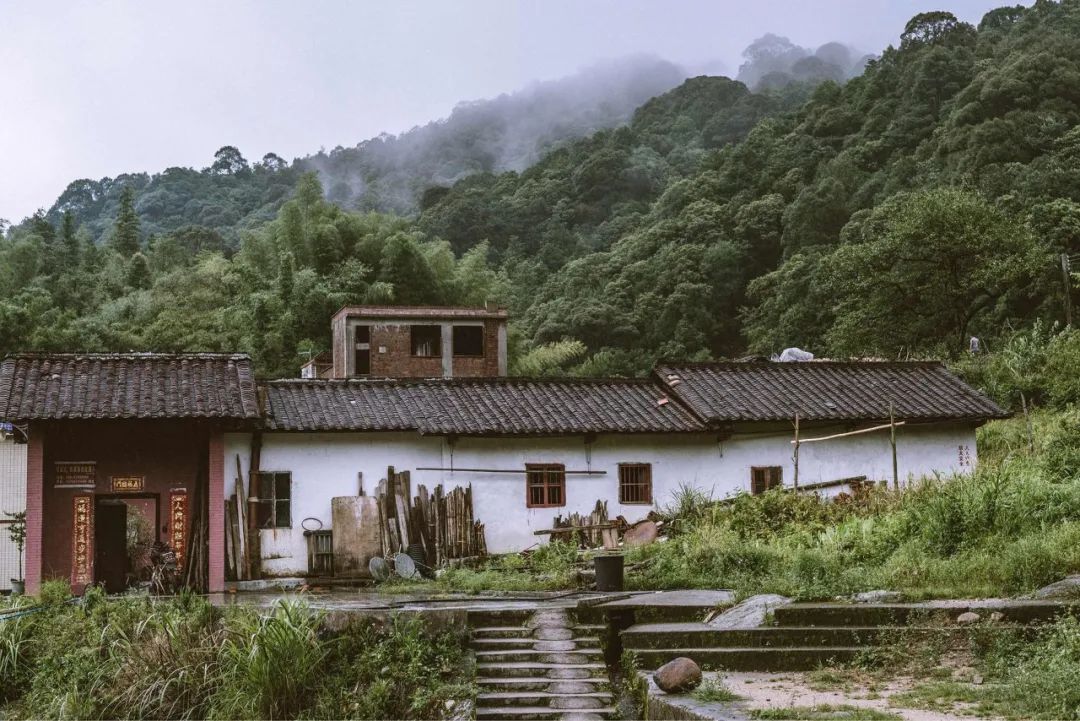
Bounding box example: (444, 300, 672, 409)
(0, 583, 470, 720)
(691, 677, 740, 703)
(380, 539, 581, 593)
(750, 705, 901, 720)
(626, 410, 1080, 600)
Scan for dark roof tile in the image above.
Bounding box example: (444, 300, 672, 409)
(654, 361, 1007, 423)
(263, 378, 704, 434)
(0, 353, 260, 421)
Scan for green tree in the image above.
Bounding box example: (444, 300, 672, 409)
(823, 188, 1042, 356)
(111, 185, 141, 257)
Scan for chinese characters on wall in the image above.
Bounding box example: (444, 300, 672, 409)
(71, 495, 93, 587)
(169, 491, 188, 569)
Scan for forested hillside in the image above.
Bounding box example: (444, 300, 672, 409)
(26, 56, 689, 247)
(2, 4, 1079, 395)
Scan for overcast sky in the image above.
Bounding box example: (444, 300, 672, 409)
(1, 0, 1012, 223)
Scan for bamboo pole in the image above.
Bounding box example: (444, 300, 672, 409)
(1021, 391, 1035, 453)
(793, 421, 908, 444)
(793, 412, 800, 490)
(889, 402, 899, 491)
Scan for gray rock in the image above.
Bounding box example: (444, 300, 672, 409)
(707, 594, 792, 629)
(851, 590, 903, 603)
(956, 611, 981, 625)
(1035, 575, 1080, 599)
(653, 657, 703, 693)
(989, 611, 1005, 623)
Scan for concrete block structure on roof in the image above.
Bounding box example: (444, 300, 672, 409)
(329, 305, 508, 379)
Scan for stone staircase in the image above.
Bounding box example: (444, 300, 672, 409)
(470, 608, 617, 720)
(621, 599, 1080, 672)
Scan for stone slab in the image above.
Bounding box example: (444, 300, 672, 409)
(596, 590, 735, 610)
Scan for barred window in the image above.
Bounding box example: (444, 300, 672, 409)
(256, 471, 292, 528)
(751, 466, 783, 495)
(618, 463, 652, 504)
(526, 464, 565, 508)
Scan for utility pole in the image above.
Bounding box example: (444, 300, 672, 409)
(889, 402, 898, 491)
(1063, 253, 1073, 328)
(792, 412, 800, 491)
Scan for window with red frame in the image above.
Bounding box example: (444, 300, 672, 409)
(618, 463, 653, 504)
(526, 464, 565, 507)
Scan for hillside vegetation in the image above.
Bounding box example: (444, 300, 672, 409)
(1, 4, 1079, 384)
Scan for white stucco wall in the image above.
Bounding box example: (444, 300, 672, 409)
(223, 421, 978, 576)
(0, 436, 27, 591)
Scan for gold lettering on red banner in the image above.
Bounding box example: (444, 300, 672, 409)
(169, 492, 188, 569)
(111, 476, 144, 492)
(71, 495, 93, 587)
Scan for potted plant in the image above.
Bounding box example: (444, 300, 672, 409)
(7, 511, 26, 595)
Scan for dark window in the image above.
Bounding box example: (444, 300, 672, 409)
(453, 325, 484, 356)
(618, 463, 652, 504)
(526, 464, 566, 508)
(354, 325, 371, 375)
(411, 325, 441, 357)
(751, 466, 783, 495)
(256, 471, 291, 528)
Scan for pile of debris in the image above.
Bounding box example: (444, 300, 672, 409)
(536, 499, 665, 551)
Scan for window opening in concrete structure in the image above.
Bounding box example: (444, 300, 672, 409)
(618, 463, 652, 504)
(453, 325, 484, 356)
(411, 325, 441, 357)
(354, 324, 371, 375)
(526, 464, 566, 507)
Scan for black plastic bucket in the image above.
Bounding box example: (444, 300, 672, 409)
(594, 553, 625, 591)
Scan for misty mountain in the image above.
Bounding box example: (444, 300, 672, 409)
(737, 34, 872, 90)
(33, 55, 689, 246)
(300, 55, 689, 215)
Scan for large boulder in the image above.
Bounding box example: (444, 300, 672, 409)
(1035, 576, 1080, 599)
(707, 594, 791, 629)
(653, 657, 702, 693)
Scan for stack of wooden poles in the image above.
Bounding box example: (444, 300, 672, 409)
(374, 466, 487, 569)
(224, 456, 251, 581)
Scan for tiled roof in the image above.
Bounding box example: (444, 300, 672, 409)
(0, 353, 260, 421)
(263, 381, 416, 432)
(263, 378, 705, 434)
(654, 361, 1008, 423)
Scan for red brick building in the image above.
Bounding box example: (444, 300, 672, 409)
(327, 305, 508, 379)
(0, 354, 259, 595)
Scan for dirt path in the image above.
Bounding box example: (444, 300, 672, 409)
(721, 670, 999, 721)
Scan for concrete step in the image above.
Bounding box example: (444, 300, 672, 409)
(623, 622, 908, 648)
(632, 646, 861, 672)
(473, 625, 533, 639)
(468, 609, 535, 627)
(773, 601, 1080, 628)
(471, 636, 602, 650)
(474, 648, 602, 663)
(475, 705, 617, 720)
(476, 661, 608, 678)
(477, 677, 611, 692)
(475, 691, 614, 708)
